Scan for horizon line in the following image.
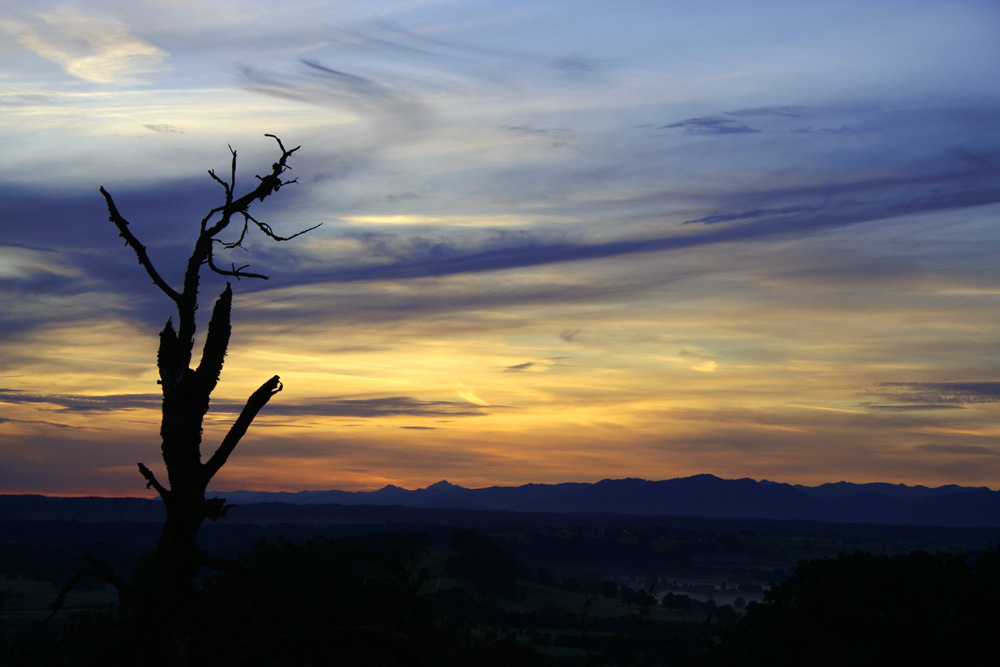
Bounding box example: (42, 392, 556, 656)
(6, 472, 997, 499)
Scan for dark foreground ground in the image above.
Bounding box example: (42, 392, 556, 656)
(1, 497, 998, 665)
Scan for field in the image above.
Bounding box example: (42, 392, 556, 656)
(2, 500, 998, 664)
(1, 578, 116, 624)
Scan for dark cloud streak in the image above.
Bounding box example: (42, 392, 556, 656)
(683, 199, 830, 225)
(0, 416, 73, 429)
(725, 106, 810, 118)
(246, 396, 490, 418)
(0, 388, 490, 419)
(239, 60, 424, 125)
(298, 178, 1000, 283)
(503, 362, 535, 373)
(661, 116, 759, 135)
(871, 382, 1000, 406)
(0, 388, 160, 412)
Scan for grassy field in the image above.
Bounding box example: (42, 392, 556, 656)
(1, 578, 116, 624)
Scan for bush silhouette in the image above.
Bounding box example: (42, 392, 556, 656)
(721, 547, 1000, 666)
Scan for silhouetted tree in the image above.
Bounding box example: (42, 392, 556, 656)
(103, 135, 316, 590)
(64, 136, 319, 661)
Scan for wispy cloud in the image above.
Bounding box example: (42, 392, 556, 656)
(294, 172, 1000, 283)
(232, 396, 491, 419)
(0, 388, 159, 412)
(683, 201, 830, 226)
(503, 362, 535, 373)
(0, 416, 73, 429)
(725, 105, 810, 118)
(240, 58, 425, 126)
(502, 124, 577, 148)
(869, 382, 1000, 408)
(0, 386, 494, 420)
(661, 116, 759, 135)
(234, 20, 605, 146)
(914, 444, 999, 457)
(559, 329, 582, 343)
(0, 5, 169, 83)
(143, 124, 183, 134)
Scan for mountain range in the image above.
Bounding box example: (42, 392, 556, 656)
(211, 475, 1000, 527)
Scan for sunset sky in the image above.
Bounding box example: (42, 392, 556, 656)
(2, 1, 999, 496)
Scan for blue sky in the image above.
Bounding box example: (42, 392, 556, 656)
(1, 1, 999, 495)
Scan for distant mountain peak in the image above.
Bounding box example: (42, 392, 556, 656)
(373, 484, 407, 494)
(425, 480, 461, 490)
(688, 473, 724, 481)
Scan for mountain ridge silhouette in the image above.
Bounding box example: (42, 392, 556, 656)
(208, 474, 1000, 527)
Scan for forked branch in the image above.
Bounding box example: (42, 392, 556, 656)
(196, 134, 318, 280)
(102, 134, 320, 294)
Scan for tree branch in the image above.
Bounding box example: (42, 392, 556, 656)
(207, 169, 232, 203)
(247, 211, 322, 242)
(138, 462, 169, 499)
(46, 555, 132, 623)
(240, 136, 297, 207)
(100, 186, 181, 303)
(206, 251, 270, 280)
(201, 375, 282, 484)
(215, 217, 252, 250)
(195, 284, 232, 392)
(157, 319, 186, 388)
(196, 135, 318, 280)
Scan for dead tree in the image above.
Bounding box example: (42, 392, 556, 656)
(100, 135, 318, 593)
